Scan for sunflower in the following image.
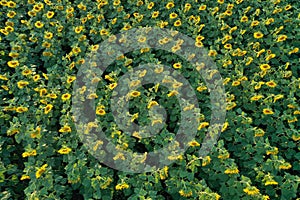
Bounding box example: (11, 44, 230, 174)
(171, 45, 181, 52)
(65, 7, 74, 14)
(45, 93, 56, 99)
(179, 189, 193, 197)
(223, 77, 231, 85)
(245, 57, 253, 66)
(259, 64, 271, 71)
(147, 2, 154, 9)
(5, 26, 14, 32)
(35, 21, 44, 28)
(74, 26, 83, 34)
(7, 60, 19, 68)
(58, 147, 72, 154)
(108, 83, 117, 90)
(167, 90, 178, 97)
(140, 48, 150, 53)
(224, 43, 232, 49)
(288, 47, 299, 54)
(96, 108, 106, 115)
(0, 75, 7, 82)
(111, 18, 117, 25)
(158, 21, 168, 28)
(265, 53, 276, 61)
(115, 183, 129, 190)
(39, 88, 47, 97)
(7, 1, 16, 8)
(183, 3, 191, 12)
(78, 35, 86, 42)
(254, 31, 264, 39)
(138, 36, 147, 43)
(273, 94, 284, 103)
(224, 168, 239, 174)
(5, 21, 13, 27)
(169, 12, 178, 19)
(277, 35, 287, 42)
(264, 180, 278, 186)
(196, 35, 205, 42)
(130, 91, 140, 98)
(56, 5, 63, 11)
(8, 52, 18, 58)
(158, 38, 167, 45)
(265, 18, 274, 25)
(173, 62, 182, 69)
(22, 150, 37, 158)
(229, 26, 237, 34)
(17, 81, 29, 89)
(44, 31, 53, 39)
(266, 80, 276, 87)
(224, 10, 232, 16)
(154, 67, 164, 74)
(122, 24, 132, 31)
(136, 0, 143, 6)
(257, 49, 265, 57)
(285, 5, 292, 10)
(254, 81, 265, 90)
(138, 69, 147, 78)
(133, 13, 139, 18)
(67, 76, 76, 84)
(16, 107, 28, 113)
(227, 4, 234, 9)
(42, 42, 51, 48)
(113, 0, 120, 6)
(279, 163, 292, 170)
(7, 11, 16, 18)
(251, 20, 260, 27)
(36, 164, 48, 179)
(250, 95, 264, 101)
(44, 0, 51, 5)
(202, 156, 211, 166)
(46, 11, 54, 19)
(195, 41, 204, 47)
(44, 104, 53, 114)
(61, 93, 71, 101)
(72, 47, 81, 54)
(166, 2, 174, 9)
(33, 75, 40, 82)
(100, 29, 108, 35)
(263, 108, 274, 115)
(20, 175, 30, 181)
(211, 6, 219, 15)
(22, 69, 32, 76)
(226, 102, 237, 110)
(174, 20, 181, 27)
(188, 140, 200, 147)
(240, 16, 248, 22)
(273, 8, 282, 14)
(59, 125, 72, 133)
(197, 86, 207, 92)
(218, 153, 230, 159)
(43, 52, 53, 57)
(147, 101, 158, 109)
(208, 50, 217, 56)
(37, 2, 44, 9)
(232, 81, 240, 86)
(77, 3, 86, 10)
(243, 187, 260, 196)
(199, 5, 206, 11)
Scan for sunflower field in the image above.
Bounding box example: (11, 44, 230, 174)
(1, 0, 300, 199)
